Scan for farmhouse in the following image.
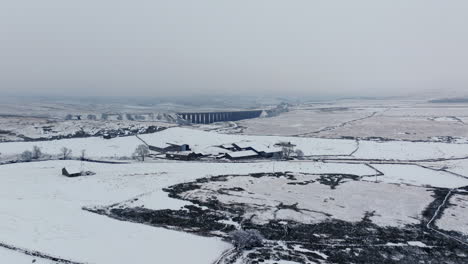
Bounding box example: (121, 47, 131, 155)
(62, 168, 95, 177)
(148, 143, 191, 153)
(232, 142, 255, 151)
(256, 147, 283, 158)
(219, 144, 236, 151)
(225, 150, 259, 160)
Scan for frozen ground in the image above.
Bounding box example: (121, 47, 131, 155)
(420, 159, 468, 177)
(1, 157, 467, 263)
(0, 247, 55, 264)
(0, 160, 376, 263)
(0, 134, 143, 159)
(351, 139, 468, 161)
(1, 98, 468, 263)
(363, 164, 468, 188)
(201, 100, 468, 142)
(218, 106, 379, 136)
(138, 127, 357, 157)
(436, 194, 468, 236)
(0, 116, 175, 142)
(0, 161, 253, 264)
(180, 173, 433, 227)
(2, 127, 468, 162)
(1, 127, 358, 159)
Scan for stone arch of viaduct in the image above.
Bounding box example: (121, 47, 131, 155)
(177, 110, 263, 124)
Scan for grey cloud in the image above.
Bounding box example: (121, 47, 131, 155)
(0, 0, 467, 97)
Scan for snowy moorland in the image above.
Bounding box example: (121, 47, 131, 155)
(0, 116, 175, 142)
(0, 123, 468, 263)
(2, 127, 468, 162)
(0, 160, 373, 264)
(0, 156, 467, 263)
(207, 101, 468, 143)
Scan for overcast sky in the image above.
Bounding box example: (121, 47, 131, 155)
(0, 0, 467, 97)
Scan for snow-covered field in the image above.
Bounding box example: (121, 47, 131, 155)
(0, 247, 55, 264)
(422, 159, 468, 177)
(1, 157, 467, 263)
(2, 127, 468, 161)
(0, 116, 175, 142)
(138, 127, 357, 156)
(1, 101, 468, 263)
(0, 134, 143, 159)
(1, 127, 357, 159)
(353, 140, 468, 161)
(436, 193, 468, 235)
(227, 106, 378, 136)
(203, 101, 468, 142)
(0, 160, 376, 263)
(363, 164, 468, 188)
(0, 160, 238, 264)
(181, 173, 434, 227)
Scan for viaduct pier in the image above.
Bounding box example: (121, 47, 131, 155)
(177, 110, 262, 124)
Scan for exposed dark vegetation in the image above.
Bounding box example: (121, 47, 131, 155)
(2, 125, 166, 142)
(87, 172, 468, 263)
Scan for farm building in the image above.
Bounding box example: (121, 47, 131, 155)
(62, 168, 95, 177)
(231, 142, 282, 158)
(219, 144, 236, 151)
(225, 150, 259, 160)
(232, 142, 255, 151)
(256, 148, 283, 158)
(148, 143, 191, 153)
(165, 151, 202, 161)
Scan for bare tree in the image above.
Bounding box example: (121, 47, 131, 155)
(281, 146, 293, 159)
(294, 149, 304, 159)
(32, 146, 42, 160)
(60, 147, 72, 160)
(229, 229, 264, 249)
(133, 144, 150, 161)
(80, 149, 86, 160)
(20, 150, 33, 161)
(275, 141, 296, 159)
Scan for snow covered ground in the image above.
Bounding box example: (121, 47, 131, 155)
(2, 99, 468, 263)
(0, 134, 143, 159)
(436, 194, 468, 236)
(224, 106, 378, 136)
(421, 159, 468, 177)
(207, 101, 468, 142)
(363, 164, 468, 188)
(181, 173, 434, 227)
(138, 127, 357, 156)
(2, 127, 468, 162)
(0, 127, 357, 159)
(1, 156, 467, 262)
(0, 160, 376, 263)
(0, 247, 56, 264)
(353, 140, 468, 161)
(0, 116, 175, 142)
(0, 161, 236, 264)
(1, 121, 468, 263)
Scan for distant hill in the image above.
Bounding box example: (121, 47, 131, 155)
(429, 97, 468, 103)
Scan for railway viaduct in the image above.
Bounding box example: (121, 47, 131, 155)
(177, 110, 263, 124)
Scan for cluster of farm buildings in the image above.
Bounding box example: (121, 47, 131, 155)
(145, 141, 284, 161)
